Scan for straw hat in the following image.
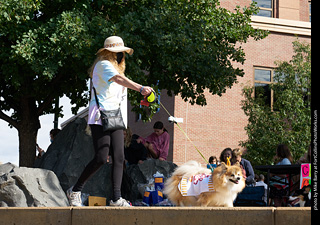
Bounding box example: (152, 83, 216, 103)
(96, 36, 133, 55)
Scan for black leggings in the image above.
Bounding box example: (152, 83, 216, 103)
(73, 125, 124, 201)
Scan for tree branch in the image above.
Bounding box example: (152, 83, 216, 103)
(36, 73, 64, 116)
(0, 110, 19, 130)
(36, 92, 56, 117)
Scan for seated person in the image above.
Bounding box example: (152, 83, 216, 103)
(124, 127, 147, 165)
(269, 144, 293, 206)
(255, 174, 268, 204)
(207, 156, 218, 169)
(219, 147, 233, 165)
(233, 148, 255, 186)
(36, 128, 61, 159)
(137, 121, 170, 161)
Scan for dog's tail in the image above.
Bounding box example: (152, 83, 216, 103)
(163, 160, 211, 205)
(163, 173, 181, 203)
(171, 160, 211, 178)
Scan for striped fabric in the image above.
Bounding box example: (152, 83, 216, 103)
(178, 173, 215, 196)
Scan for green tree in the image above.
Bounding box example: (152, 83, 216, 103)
(0, 0, 267, 167)
(0, 0, 107, 167)
(240, 40, 311, 166)
(117, 1, 267, 117)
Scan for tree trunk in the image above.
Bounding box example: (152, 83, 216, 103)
(18, 124, 39, 167)
(18, 97, 41, 167)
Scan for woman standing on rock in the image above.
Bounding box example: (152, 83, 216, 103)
(67, 36, 153, 207)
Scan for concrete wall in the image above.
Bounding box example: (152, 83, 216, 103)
(0, 207, 311, 225)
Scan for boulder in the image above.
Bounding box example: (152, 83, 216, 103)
(35, 118, 114, 201)
(0, 163, 69, 207)
(126, 159, 177, 201)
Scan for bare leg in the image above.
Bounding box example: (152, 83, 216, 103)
(145, 143, 158, 159)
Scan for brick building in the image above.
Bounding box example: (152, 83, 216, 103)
(62, 0, 311, 166)
(127, 0, 311, 165)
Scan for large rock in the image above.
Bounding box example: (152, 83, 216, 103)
(126, 159, 177, 201)
(0, 163, 69, 207)
(35, 118, 113, 200)
(35, 118, 177, 203)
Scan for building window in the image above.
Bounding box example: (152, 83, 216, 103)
(254, 68, 274, 108)
(309, 1, 311, 22)
(253, 0, 273, 18)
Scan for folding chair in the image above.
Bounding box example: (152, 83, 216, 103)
(234, 186, 266, 206)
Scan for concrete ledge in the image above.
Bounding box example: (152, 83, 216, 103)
(275, 207, 311, 225)
(0, 207, 72, 225)
(72, 207, 274, 225)
(250, 16, 311, 36)
(0, 207, 311, 225)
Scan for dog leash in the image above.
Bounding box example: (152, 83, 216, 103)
(156, 99, 214, 172)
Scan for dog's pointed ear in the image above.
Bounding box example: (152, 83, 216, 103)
(234, 162, 241, 167)
(220, 162, 226, 168)
(220, 162, 228, 173)
(304, 185, 311, 193)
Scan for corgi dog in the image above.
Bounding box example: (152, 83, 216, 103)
(163, 161, 245, 207)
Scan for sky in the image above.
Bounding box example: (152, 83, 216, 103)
(0, 85, 89, 166)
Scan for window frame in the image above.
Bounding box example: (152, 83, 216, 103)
(253, 0, 274, 18)
(309, 1, 311, 22)
(253, 67, 276, 110)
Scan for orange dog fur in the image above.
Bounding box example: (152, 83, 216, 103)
(163, 161, 245, 207)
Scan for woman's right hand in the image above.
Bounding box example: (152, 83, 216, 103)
(140, 86, 154, 96)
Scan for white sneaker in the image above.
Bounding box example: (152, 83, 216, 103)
(109, 197, 132, 207)
(67, 187, 83, 207)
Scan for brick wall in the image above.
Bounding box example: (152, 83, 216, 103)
(171, 33, 311, 165)
(299, 0, 310, 22)
(220, 0, 310, 22)
(219, 0, 251, 10)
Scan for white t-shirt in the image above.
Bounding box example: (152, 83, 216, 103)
(87, 60, 127, 127)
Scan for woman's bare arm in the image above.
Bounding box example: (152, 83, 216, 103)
(110, 74, 153, 95)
